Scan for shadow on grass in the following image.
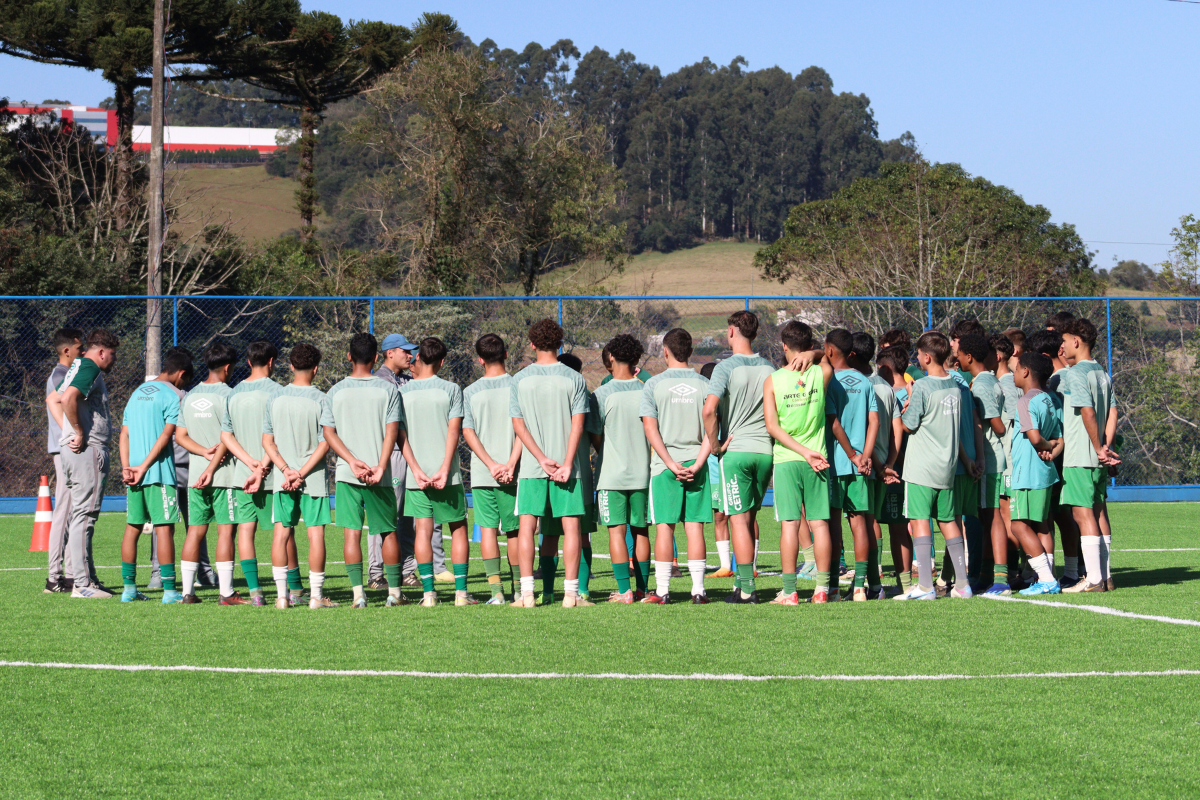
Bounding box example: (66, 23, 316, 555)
(1108, 566, 1200, 590)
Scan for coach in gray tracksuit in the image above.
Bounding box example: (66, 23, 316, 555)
(375, 333, 446, 584)
(43, 328, 83, 593)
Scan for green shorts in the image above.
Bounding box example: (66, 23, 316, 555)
(272, 491, 331, 527)
(839, 474, 875, 515)
(516, 477, 586, 519)
(232, 488, 274, 530)
(954, 474, 979, 518)
(127, 483, 180, 526)
(1013, 487, 1054, 524)
(979, 473, 1004, 510)
(472, 485, 518, 532)
(1060, 467, 1107, 508)
(187, 486, 234, 526)
(903, 482, 956, 522)
(719, 452, 773, 515)
(597, 488, 649, 527)
(405, 484, 467, 524)
(648, 462, 712, 526)
(540, 503, 596, 538)
(1002, 472, 1013, 498)
(877, 481, 906, 525)
(772, 460, 830, 522)
(335, 482, 398, 534)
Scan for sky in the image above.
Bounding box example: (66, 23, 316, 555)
(4, 0, 1198, 272)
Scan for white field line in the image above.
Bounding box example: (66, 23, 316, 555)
(0, 660, 1199, 682)
(983, 594, 1200, 627)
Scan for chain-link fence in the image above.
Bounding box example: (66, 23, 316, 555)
(1, 294, 1196, 499)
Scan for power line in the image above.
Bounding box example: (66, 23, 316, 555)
(1083, 240, 1172, 246)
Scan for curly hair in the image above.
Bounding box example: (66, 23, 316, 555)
(289, 343, 322, 371)
(606, 333, 644, 366)
(529, 318, 564, 352)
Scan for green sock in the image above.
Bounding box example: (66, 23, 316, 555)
(994, 566, 1009, 585)
(539, 556, 557, 598)
(867, 541, 881, 590)
(240, 559, 260, 593)
(801, 545, 815, 569)
(853, 560, 867, 589)
(736, 564, 755, 595)
(839, 551, 848, 570)
(635, 560, 650, 592)
(346, 561, 364, 588)
(121, 561, 136, 589)
(385, 563, 402, 590)
(286, 567, 303, 592)
(453, 562, 468, 592)
(579, 547, 593, 595)
(417, 562, 433, 593)
(899, 570, 913, 592)
(782, 571, 797, 595)
(160, 562, 176, 593)
(816, 571, 830, 592)
(828, 564, 839, 593)
(509, 561, 521, 594)
(612, 560, 631, 593)
(483, 557, 503, 596)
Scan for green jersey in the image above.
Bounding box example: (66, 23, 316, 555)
(641, 368, 709, 476)
(970, 371, 1006, 474)
(1012, 389, 1061, 490)
(769, 365, 826, 464)
(589, 378, 650, 490)
(398, 375, 464, 490)
(56, 357, 111, 448)
(998, 371, 1020, 479)
(121, 380, 181, 486)
(868, 373, 899, 471)
(462, 374, 515, 489)
(900, 374, 961, 490)
(509, 362, 589, 480)
(827, 368, 879, 477)
(601, 369, 651, 385)
(263, 385, 331, 496)
(1061, 360, 1114, 469)
(220, 377, 284, 485)
(179, 382, 237, 488)
(953, 373, 976, 476)
(706, 353, 775, 456)
(324, 375, 404, 486)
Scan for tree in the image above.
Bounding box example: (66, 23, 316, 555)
(1159, 214, 1200, 294)
(1106, 259, 1156, 291)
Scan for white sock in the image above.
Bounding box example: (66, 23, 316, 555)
(1064, 556, 1079, 580)
(310, 571, 324, 600)
(351, 584, 364, 602)
(272, 566, 288, 598)
(180, 560, 199, 597)
(1081, 536, 1102, 584)
(389, 584, 401, 599)
(216, 561, 234, 596)
(1029, 554, 1054, 584)
(1100, 535, 1111, 581)
(753, 540, 760, 571)
(564, 579, 579, 596)
(520, 576, 535, 595)
(688, 559, 706, 596)
(716, 540, 731, 570)
(654, 561, 671, 597)
(1046, 552, 1054, 572)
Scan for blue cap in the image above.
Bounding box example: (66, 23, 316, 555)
(380, 333, 418, 353)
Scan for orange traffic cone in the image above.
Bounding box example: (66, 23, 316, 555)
(29, 476, 52, 551)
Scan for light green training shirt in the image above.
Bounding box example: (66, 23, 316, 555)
(970, 371, 1007, 475)
(263, 384, 331, 496)
(398, 375, 464, 490)
(121, 380, 181, 487)
(589, 378, 650, 490)
(324, 375, 404, 486)
(462, 374, 515, 489)
(868, 372, 899, 471)
(220, 377, 284, 486)
(769, 365, 826, 465)
(705, 353, 776, 456)
(1061, 360, 1114, 469)
(900, 374, 961, 490)
(509, 362, 590, 480)
(179, 382, 237, 488)
(641, 368, 709, 476)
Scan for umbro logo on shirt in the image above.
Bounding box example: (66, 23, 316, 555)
(138, 384, 159, 395)
(940, 396, 958, 415)
(669, 384, 697, 397)
(191, 398, 214, 412)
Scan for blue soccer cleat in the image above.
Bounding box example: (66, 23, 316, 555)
(161, 590, 183, 604)
(983, 582, 1012, 597)
(893, 585, 936, 601)
(1018, 580, 1061, 596)
(121, 587, 149, 602)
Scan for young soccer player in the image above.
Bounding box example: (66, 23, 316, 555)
(262, 343, 335, 609)
(557, 352, 601, 600)
(854, 331, 897, 596)
(462, 334, 523, 604)
(1011, 352, 1065, 595)
(763, 321, 833, 604)
(698, 361, 734, 578)
(1058, 318, 1119, 593)
(589, 335, 653, 603)
(510, 319, 590, 608)
(880, 328, 922, 384)
(703, 311, 776, 603)
(176, 342, 240, 603)
(59, 330, 120, 598)
(399, 337, 472, 607)
(44, 327, 83, 594)
(1004, 329, 1026, 363)
(825, 329, 880, 601)
(895, 332, 971, 600)
(1028, 328, 1076, 582)
(947, 321, 986, 591)
(323, 333, 405, 608)
(875, 346, 912, 592)
(119, 350, 192, 603)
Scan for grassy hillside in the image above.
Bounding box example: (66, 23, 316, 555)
(169, 165, 303, 243)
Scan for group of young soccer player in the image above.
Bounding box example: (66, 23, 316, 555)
(43, 305, 1118, 608)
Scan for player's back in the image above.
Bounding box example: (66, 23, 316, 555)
(707, 353, 775, 454)
(399, 375, 464, 485)
(642, 368, 709, 472)
(769, 365, 826, 463)
(123, 379, 180, 486)
(463, 374, 514, 487)
(326, 375, 402, 484)
(510, 362, 588, 478)
(265, 385, 330, 492)
(900, 374, 961, 490)
(591, 378, 650, 490)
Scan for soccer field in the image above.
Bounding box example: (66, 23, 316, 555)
(3, 504, 1199, 798)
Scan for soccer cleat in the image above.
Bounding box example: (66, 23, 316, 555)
(691, 593, 709, 604)
(309, 597, 339, 609)
(1062, 579, 1104, 594)
(1018, 580, 1061, 595)
(868, 586, 888, 600)
(797, 563, 818, 581)
(250, 594, 268, 607)
(934, 579, 949, 598)
(1058, 574, 1082, 590)
(485, 595, 506, 605)
(401, 572, 422, 587)
(510, 593, 536, 608)
(387, 594, 410, 607)
(827, 589, 842, 602)
(219, 592, 250, 605)
(161, 590, 183, 604)
(146, 575, 163, 591)
(539, 592, 555, 607)
(894, 585, 936, 601)
(563, 594, 594, 608)
(70, 585, 113, 599)
(810, 590, 828, 604)
(949, 585, 974, 599)
(724, 591, 757, 604)
(1105, 577, 1116, 592)
(769, 590, 800, 606)
(852, 587, 868, 602)
(289, 590, 308, 607)
(708, 567, 735, 579)
(274, 595, 290, 609)
(420, 593, 439, 608)
(433, 571, 455, 583)
(181, 593, 202, 604)
(352, 597, 368, 609)
(608, 590, 634, 604)
(121, 587, 149, 602)
(366, 579, 389, 591)
(44, 578, 68, 594)
(456, 593, 480, 606)
(641, 593, 669, 605)
(983, 583, 1012, 597)
(579, 593, 592, 604)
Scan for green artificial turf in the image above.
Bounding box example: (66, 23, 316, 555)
(2, 503, 1199, 798)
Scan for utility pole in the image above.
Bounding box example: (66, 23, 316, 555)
(145, 0, 166, 380)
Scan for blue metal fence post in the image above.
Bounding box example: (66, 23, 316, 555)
(172, 297, 178, 347)
(1105, 298, 1112, 378)
(369, 298, 375, 335)
(557, 297, 563, 327)
(745, 297, 751, 311)
(927, 297, 933, 330)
